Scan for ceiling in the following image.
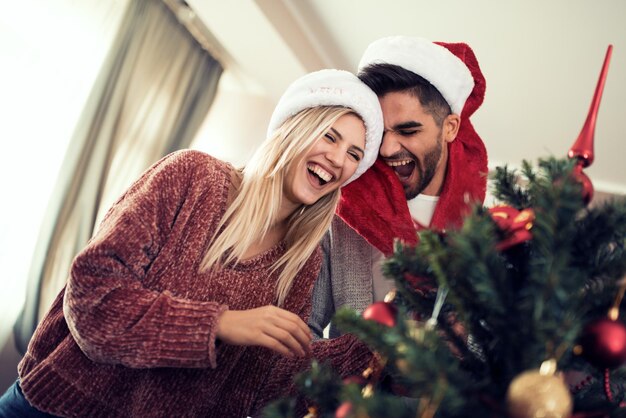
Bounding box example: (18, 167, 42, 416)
(186, 0, 626, 196)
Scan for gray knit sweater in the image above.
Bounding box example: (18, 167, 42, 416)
(18, 150, 371, 418)
(309, 217, 376, 339)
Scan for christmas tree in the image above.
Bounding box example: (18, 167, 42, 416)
(263, 46, 626, 418)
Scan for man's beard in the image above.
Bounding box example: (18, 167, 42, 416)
(404, 139, 443, 200)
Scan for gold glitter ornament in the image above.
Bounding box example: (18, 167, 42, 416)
(362, 383, 374, 398)
(303, 406, 318, 418)
(506, 367, 573, 418)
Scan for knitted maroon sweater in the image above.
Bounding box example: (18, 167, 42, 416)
(18, 150, 371, 418)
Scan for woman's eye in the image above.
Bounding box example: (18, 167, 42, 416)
(348, 152, 361, 162)
(325, 133, 336, 143)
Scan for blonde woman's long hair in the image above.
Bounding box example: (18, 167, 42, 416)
(200, 106, 362, 306)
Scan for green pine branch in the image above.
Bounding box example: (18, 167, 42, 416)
(264, 156, 626, 418)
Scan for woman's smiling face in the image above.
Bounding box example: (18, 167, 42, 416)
(283, 113, 366, 208)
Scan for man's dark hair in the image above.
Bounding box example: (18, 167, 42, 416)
(358, 64, 452, 126)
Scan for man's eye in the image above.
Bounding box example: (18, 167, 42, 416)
(325, 133, 336, 142)
(399, 130, 417, 136)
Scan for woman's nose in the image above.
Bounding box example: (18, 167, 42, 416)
(326, 146, 346, 167)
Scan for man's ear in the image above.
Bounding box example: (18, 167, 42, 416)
(442, 114, 461, 143)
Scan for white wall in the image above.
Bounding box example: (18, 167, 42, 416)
(192, 75, 275, 167)
(190, 0, 626, 196)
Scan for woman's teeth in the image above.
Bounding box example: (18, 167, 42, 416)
(307, 164, 332, 182)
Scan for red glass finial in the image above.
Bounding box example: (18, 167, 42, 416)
(568, 45, 613, 167)
(572, 161, 594, 205)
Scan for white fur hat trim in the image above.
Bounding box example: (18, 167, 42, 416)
(358, 36, 474, 114)
(267, 69, 383, 185)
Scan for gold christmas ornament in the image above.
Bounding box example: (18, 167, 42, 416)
(362, 383, 374, 398)
(303, 406, 318, 418)
(384, 289, 397, 303)
(396, 342, 409, 354)
(396, 358, 410, 374)
(608, 275, 626, 321)
(394, 342, 410, 373)
(506, 364, 573, 418)
(361, 366, 374, 379)
(405, 319, 425, 342)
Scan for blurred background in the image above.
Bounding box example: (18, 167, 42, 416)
(1, 0, 624, 391)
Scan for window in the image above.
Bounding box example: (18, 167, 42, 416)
(0, 0, 128, 342)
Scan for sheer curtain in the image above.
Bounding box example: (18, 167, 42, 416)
(13, 0, 223, 352)
(0, 0, 129, 352)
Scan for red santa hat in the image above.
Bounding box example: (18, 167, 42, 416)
(358, 36, 475, 115)
(337, 36, 488, 255)
(267, 69, 383, 185)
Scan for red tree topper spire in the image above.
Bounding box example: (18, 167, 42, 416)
(568, 45, 613, 204)
(569, 45, 613, 166)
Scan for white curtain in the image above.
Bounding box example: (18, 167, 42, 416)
(0, 0, 129, 354)
(13, 0, 223, 353)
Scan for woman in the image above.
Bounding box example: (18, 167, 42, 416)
(0, 69, 383, 417)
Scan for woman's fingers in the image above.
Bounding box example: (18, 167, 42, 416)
(262, 319, 309, 357)
(260, 307, 311, 355)
(271, 309, 312, 352)
(215, 306, 312, 357)
(256, 333, 295, 358)
(277, 309, 313, 341)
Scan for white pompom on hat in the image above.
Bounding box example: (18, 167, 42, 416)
(267, 69, 383, 185)
(358, 36, 474, 115)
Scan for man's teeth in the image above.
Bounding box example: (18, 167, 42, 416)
(386, 160, 412, 167)
(307, 164, 332, 182)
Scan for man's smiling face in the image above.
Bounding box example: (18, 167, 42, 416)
(378, 90, 458, 199)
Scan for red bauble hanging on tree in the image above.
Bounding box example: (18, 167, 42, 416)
(342, 375, 367, 387)
(335, 401, 353, 418)
(579, 317, 626, 369)
(572, 161, 594, 205)
(362, 301, 397, 327)
(403, 272, 436, 296)
(488, 205, 535, 250)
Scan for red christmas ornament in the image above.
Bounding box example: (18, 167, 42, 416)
(403, 272, 436, 295)
(335, 401, 353, 418)
(567, 45, 612, 205)
(579, 317, 626, 369)
(568, 45, 612, 168)
(572, 161, 594, 205)
(342, 375, 367, 387)
(362, 301, 397, 327)
(488, 206, 535, 250)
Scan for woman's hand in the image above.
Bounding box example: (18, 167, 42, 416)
(216, 306, 312, 357)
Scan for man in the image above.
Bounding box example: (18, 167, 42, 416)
(309, 36, 488, 338)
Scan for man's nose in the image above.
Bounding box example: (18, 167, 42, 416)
(379, 132, 401, 157)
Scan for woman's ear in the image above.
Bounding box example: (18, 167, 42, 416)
(442, 114, 461, 143)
